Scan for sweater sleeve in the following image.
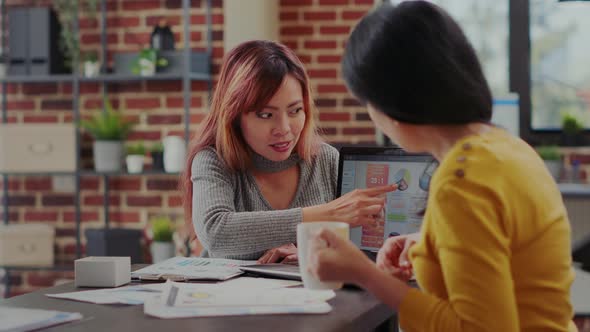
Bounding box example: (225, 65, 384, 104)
(399, 179, 519, 332)
(191, 149, 301, 258)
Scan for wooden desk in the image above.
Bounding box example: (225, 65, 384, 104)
(0, 281, 396, 332)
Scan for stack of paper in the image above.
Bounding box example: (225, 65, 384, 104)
(47, 283, 165, 305)
(144, 280, 335, 318)
(0, 306, 82, 332)
(131, 257, 256, 281)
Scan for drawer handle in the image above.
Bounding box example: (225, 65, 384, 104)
(18, 243, 37, 254)
(28, 143, 53, 154)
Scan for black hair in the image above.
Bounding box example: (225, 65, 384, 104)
(342, 1, 492, 124)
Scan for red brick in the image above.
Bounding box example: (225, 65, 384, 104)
(147, 179, 179, 191)
(283, 41, 298, 50)
(317, 55, 342, 63)
(63, 211, 99, 222)
(281, 0, 313, 5)
(190, 113, 207, 124)
(343, 127, 375, 135)
(315, 98, 337, 107)
(319, 112, 351, 121)
(0, 83, 19, 94)
(28, 273, 60, 287)
(122, 0, 160, 10)
(127, 195, 163, 206)
(22, 83, 58, 95)
(281, 26, 314, 36)
(6, 100, 35, 110)
(342, 10, 367, 20)
(24, 178, 52, 191)
(56, 228, 76, 237)
(212, 30, 223, 41)
(79, 17, 99, 29)
(191, 81, 209, 91)
(42, 195, 74, 206)
(191, 31, 203, 42)
(5, 195, 35, 207)
(147, 114, 182, 125)
(61, 82, 73, 94)
(190, 14, 224, 25)
(23, 115, 59, 123)
(320, 26, 351, 35)
(41, 99, 73, 110)
(146, 15, 181, 27)
(355, 112, 371, 121)
(125, 97, 161, 109)
(146, 81, 182, 92)
(320, 0, 349, 4)
(109, 211, 141, 223)
(109, 178, 142, 191)
(24, 211, 59, 222)
(308, 69, 337, 79)
(298, 55, 312, 64)
(80, 83, 100, 93)
(320, 127, 337, 135)
(280, 12, 299, 21)
(83, 195, 121, 206)
(304, 41, 337, 49)
(124, 32, 151, 45)
(343, 98, 362, 107)
(166, 96, 202, 108)
(168, 195, 183, 207)
(108, 16, 141, 28)
(0, 179, 21, 190)
(355, 0, 374, 4)
(128, 131, 162, 140)
(303, 12, 336, 21)
(317, 84, 348, 93)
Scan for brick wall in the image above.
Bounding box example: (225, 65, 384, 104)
(0, 0, 375, 296)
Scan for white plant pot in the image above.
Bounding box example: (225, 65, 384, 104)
(83, 61, 100, 77)
(139, 58, 156, 76)
(93, 141, 123, 172)
(126, 155, 144, 174)
(544, 160, 561, 181)
(163, 136, 186, 173)
(150, 241, 175, 263)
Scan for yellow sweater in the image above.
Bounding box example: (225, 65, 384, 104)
(399, 127, 575, 332)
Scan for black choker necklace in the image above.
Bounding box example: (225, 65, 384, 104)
(251, 150, 301, 173)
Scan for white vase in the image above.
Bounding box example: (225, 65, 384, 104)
(163, 136, 186, 173)
(126, 155, 144, 174)
(83, 61, 100, 77)
(139, 58, 156, 76)
(150, 241, 175, 263)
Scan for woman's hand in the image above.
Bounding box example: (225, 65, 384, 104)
(257, 243, 298, 264)
(304, 184, 397, 227)
(307, 228, 374, 285)
(376, 232, 420, 281)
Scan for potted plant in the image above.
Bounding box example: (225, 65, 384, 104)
(82, 50, 100, 77)
(80, 97, 134, 172)
(125, 141, 146, 174)
(131, 48, 168, 76)
(536, 145, 561, 181)
(150, 215, 176, 263)
(150, 142, 164, 171)
(561, 113, 586, 146)
(54, 0, 98, 70)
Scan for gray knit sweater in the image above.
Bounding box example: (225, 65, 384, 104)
(191, 143, 339, 260)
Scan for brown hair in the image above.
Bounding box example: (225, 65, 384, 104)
(181, 40, 322, 241)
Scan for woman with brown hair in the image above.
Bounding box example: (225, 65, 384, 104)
(181, 40, 395, 262)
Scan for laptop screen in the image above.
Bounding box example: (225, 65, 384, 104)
(337, 147, 436, 252)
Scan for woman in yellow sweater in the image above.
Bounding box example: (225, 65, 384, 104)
(307, 1, 576, 331)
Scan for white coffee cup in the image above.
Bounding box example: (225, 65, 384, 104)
(297, 222, 350, 290)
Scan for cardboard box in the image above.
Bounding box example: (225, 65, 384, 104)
(0, 224, 55, 266)
(75, 256, 131, 288)
(0, 124, 76, 172)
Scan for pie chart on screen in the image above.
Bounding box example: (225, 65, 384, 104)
(392, 169, 411, 191)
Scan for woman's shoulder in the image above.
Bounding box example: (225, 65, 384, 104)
(192, 146, 229, 173)
(316, 142, 339, 162)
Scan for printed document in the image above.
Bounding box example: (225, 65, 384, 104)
(131, 257, 256, 281)
(0, 306, 82, 332)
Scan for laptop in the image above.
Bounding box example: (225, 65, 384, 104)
(240, 146, 436, 280)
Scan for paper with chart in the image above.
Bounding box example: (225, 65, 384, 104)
(0, 306, 82, 332)
(131, 257, 257, 281)
(46, 283, 165, 305)
(144, 280, 335, 318)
